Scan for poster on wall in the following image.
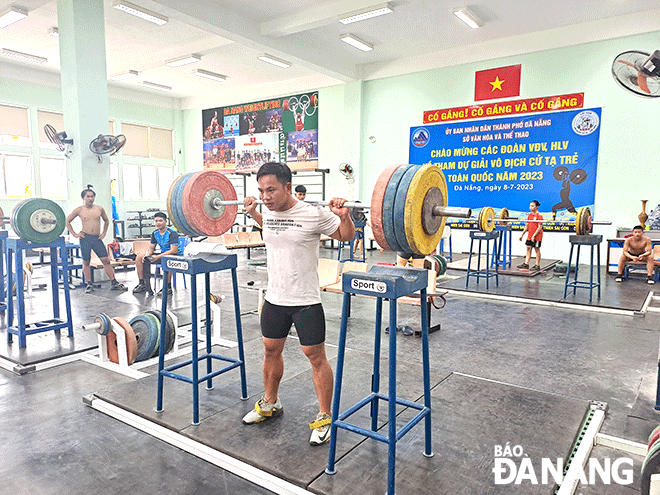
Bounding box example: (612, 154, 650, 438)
(409, 107, 602, 231)
(202, 91, 318, 173)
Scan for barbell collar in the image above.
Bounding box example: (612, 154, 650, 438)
(82, 322, 102, 332)
(40, 218, 58, 225)
(432, 206, 472, 219)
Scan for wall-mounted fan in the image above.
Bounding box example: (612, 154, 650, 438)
(44, 124, 74, 158)
(339, 163, 354, 181)
(89, 134, 126, 162)
(612, 50, 660, 97)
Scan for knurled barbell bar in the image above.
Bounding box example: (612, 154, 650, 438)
(473, 206, 611, 236)
(166, 166, 472, 256)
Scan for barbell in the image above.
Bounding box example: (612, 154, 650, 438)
(473, 205, 611, 236)
(166, 165, 606, 256)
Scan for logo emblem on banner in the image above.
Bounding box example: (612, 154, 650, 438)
(572, 110, 599, 136)
(411, 127, 430, 148)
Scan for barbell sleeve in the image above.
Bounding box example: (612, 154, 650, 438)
(433, 206, 472, 219)
(82, 322, 102, 332)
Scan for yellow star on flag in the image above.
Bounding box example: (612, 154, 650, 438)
(490, 76, 505, 91)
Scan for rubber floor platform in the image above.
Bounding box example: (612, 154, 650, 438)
(91, 351, 591, 495)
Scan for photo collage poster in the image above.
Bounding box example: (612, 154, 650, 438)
(202, 91, 319, 173)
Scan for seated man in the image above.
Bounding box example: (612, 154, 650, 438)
(107, 237, 136, 261)
(294, 184, 306, 201)
(616, 225, 656, 284)
(133, 212, 179, 295)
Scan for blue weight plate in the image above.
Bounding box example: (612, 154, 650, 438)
(382, 165, 412, 253)
(168, 173, 189, 236)
(393, 165, 422, 254)
(174, 173, 201, 236)
(97, 313, 111, 336)
(129, 314, 160, 362)
(143, 312, 162, 359)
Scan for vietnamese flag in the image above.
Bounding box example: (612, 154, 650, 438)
(474, 64, 521, 101)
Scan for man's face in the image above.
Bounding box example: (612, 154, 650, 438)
(633, 228, 644, 239)
(154, 217, 167, 230)
(83, 192, 95, 206)
(295, 191, 306, 201)
(258, 175, 291, 211)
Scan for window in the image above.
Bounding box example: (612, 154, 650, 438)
(37, 110, 64, 148)
(39, 157, 67, 198)
(141, 165, 158, 199)
(150, 127, 173, 160)
(158, 167, 174, 200)
(122, 163, 140, 200)
(1, 154, 32, 197)
(0, 104, 30, 146)
(121, 122, 174, 159)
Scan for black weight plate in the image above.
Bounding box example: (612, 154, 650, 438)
(129, 314, 159, 362)
(553, 166, 569, 181)
(144, 312, 163, 359)
(145, 310, 176, 355)
(570, 168, 587, 185)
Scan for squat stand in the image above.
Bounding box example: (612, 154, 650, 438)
(6, 236, 73, 348)
(156, 254, 248, 425)
(326, 265, 433, 495)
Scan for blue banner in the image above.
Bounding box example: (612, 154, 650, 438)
(409, 108, 601, 231)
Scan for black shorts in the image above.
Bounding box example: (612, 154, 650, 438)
(397, 252, 425, 260)
(260, 300, 326, 346)
(525, 239, 542, 248)
(80, 235, 107, 261)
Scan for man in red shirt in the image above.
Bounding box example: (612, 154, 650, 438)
(518, 200, 543, 271)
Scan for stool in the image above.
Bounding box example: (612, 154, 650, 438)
(326, 265, 432, 495)
(6, 236, 73, 348)
(466, 230, 500, 289)
(563, 235, 602, 302)
(491, 225, 512, 270)
(437, 225, 452, 262)
(156, 254, 248, 425)
(338, 221, 366, 262)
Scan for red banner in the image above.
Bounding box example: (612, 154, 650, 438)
(475, 64, 521, 101)
(423, 93, 584, 124)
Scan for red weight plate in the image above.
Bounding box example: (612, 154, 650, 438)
(370, 165, 404, 251)
(107, 317, 138, 365)
(181, 171, 238, 236)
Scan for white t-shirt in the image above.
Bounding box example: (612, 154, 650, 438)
(262, 201, 341, 306)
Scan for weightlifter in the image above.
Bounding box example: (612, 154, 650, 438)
(66, 187, 127, 293)
(518, 200, 543, 271)
(616, 225, 656, 284)
(242, 162, 355, 446)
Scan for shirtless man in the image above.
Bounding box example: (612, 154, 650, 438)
(616, 225, 656, 284)
(66, 187, 127, 293)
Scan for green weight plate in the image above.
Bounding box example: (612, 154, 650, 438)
(129, 314, 160, 362)
(383, 164, 414, 253)
(393, 165, 422, 254)
(11, 200, 28, 240)
(436, 255, 447, 275)
(12, 198, 65, 243)
(642, 441, 660, 495)
(143, 312, 163, 359)
(643, 434, 660, 473)
(147, 310, 176, 354)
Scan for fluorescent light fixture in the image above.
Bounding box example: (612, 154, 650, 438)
(0, 5, 27, 28)
(257, 53, 291, 69)
(453, 7, 481, 29)
(112, 0, 167, 25)
(140, 80, 172, 91)
(166, 54, 201, 67)
(109, 70, 139, 81)
(0, 48, 47, 64)
(338, 2, 392, 24)
(193, 69, 227, 82)
(340, 33, 373, 51)
(47, 27, 58, 37)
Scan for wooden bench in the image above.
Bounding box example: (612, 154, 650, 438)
(624, 245, 660, 281)
(209, 231, 265, 259)
(88, 240, 150, 282)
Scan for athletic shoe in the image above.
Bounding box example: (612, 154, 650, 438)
(309, 412, 332, 446)
(531, 265, 540, 272)
(111, 280, 128, 291)
(242, 397, 284, 424)
(615, 276, 624, 283)
(648, 276, 655, 285)
(517, 263, 529, 269)
(84, 283, 94, 294)
(156, 287, 173, 296)
(132, 282, 149, 293)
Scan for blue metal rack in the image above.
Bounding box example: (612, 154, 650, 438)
(156, 253, 248, 425)
(466, 230, 500, 289)
(491, 225, 512, 270)
(564, 234, 602, 303)
(6, 236, 73, 348)
(0, 230, 8, 314)
(326, 265, 433, 495)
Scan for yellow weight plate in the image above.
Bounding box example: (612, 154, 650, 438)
(478, 206, 495, 232)
(403, 164, 448, 255)
(576, 206, 591, 235)
(499, 208, 509, 226)
(575, 207, 583, 235)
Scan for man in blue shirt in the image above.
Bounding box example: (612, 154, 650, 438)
(133, 212, 179, 296)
